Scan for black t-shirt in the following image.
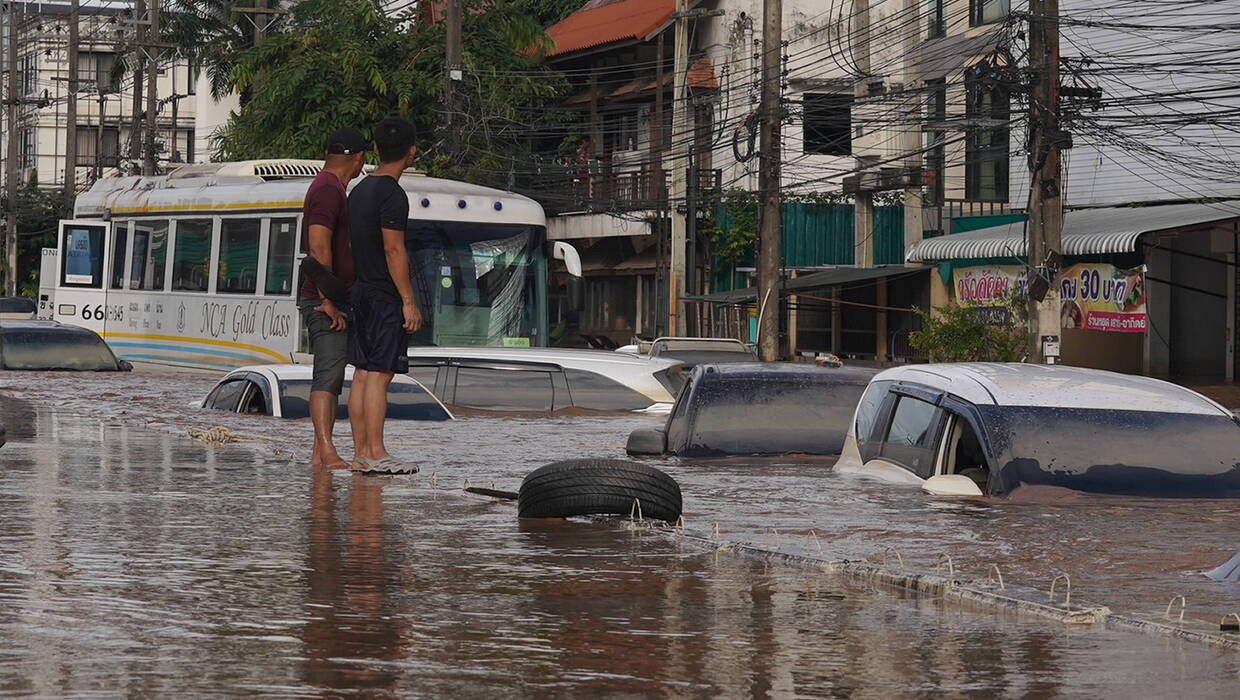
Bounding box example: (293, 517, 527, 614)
(347, 175, 410, 303)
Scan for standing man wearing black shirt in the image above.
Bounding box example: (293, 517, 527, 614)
(346, 118, 422, 473)
(300, 127, 368, 470)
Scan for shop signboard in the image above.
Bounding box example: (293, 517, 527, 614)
(1058, 264, 1147, 333)
(954, 265, 1026, 325)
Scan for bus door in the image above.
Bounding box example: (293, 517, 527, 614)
(52, 219, 112, 334)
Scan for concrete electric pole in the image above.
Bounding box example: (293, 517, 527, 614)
(668, 0, 689, 337)
(444, 0, 462, 159)
(1027, 0, 1063, 363)
(755, 0, 782, 361)
(143, 0, 160, 175)
(64, 0, 80, 196)
(852, 0, 873, 269)
(128, 0, 145, 173)
(5, 3, 19, 295)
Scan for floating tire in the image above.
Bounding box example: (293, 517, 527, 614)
(517, 459, 683, 522)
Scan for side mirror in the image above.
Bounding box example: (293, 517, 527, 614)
(922, 474, 984, 497)
(567, 277, 583, 311)
(626, 427, 667, 455)
(117, 359, 134, 372)
(552, 241, 582, 277)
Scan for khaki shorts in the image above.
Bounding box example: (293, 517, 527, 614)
(298, 300, 349, 394)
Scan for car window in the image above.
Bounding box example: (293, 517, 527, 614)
(204, 378, 249, 412)
(407, 364, 442, 394)
(238, 382, 268, 415)
(0, 329, 120, 370)
(879, 395, 943, 478)
(564, 368, 651, 410)
(454, 367, 555, 411)
(0, 297, 36, 314)
(386, 382, 452, 420)
(854, 380, 892, 462)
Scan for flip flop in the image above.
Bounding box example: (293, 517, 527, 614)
(353, 457, 419, 475)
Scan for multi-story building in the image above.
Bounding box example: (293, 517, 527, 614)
(1, 2, 198, 189)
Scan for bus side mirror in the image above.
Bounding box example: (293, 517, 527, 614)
(567, 277, 583, 311)
(552, 241, 582, 277)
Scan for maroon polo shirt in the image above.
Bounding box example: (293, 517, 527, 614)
(299, 170, 355, 302)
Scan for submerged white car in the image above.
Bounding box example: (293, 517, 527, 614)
(837, 363, 1240, 498)
(202, 365, 453, 421)
(405, 347, 682, 412)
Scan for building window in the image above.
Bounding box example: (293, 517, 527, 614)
(76, 128, 120, 167)
(19, 54, 37, 96)
(928, 0, 946, 38)
(802, 93, 852, 156)
(965, 70, 1009, 202)
(925, 79, 946, 205)
(187, 59, 198, 95)
(970, 0, 1009, 26)
(18, 128, 36, 169)
(172, 219, 213, 292)
(78, 52, 115, 92)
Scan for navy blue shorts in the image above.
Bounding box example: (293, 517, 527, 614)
(347, 285, 409, 374)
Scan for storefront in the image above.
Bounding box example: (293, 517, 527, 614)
(909, 202, 1240, 380)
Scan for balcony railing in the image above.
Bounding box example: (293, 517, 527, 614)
(524, 159, 722, 217)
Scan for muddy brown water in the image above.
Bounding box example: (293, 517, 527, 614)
(1, 369, 1239, 696)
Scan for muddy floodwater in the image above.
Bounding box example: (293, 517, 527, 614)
(2, 369, 1239, 696)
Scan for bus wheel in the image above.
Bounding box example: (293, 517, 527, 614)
(517, 459, 682, 523)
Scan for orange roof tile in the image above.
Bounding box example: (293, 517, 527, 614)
(547, 0, 690, 59)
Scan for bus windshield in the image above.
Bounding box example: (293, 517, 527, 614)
(407, 222, 543, 347)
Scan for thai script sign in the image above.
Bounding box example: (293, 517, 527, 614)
(1059, 264, 1147, 333)
(954, 265, 1027, 307)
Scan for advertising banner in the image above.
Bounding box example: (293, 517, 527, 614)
(1058, 264, 1147, 333)
(954, 265, 1026, 307)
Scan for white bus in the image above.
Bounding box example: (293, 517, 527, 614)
(51, 160, 580, 370)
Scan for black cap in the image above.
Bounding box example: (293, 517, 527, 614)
(325, 127, 370, 155)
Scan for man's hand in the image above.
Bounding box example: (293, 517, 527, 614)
(402, 300, 422, 333)
(314, 298, 347, 331)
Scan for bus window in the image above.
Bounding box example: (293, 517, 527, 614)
(130, 219, 169, 291)
(265, 218, 297, 295)
(217, 218, 260, 294)
(61, 223, 106, 288)
(109, 222, 129, 289)
(172, 219, 213, 292)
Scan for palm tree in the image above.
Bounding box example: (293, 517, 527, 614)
(161, 0, 280, 102)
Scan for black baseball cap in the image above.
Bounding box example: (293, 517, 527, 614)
(325, 127, 370, 155)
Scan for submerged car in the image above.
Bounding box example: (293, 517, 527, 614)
(0, 320, 131, 371)
(837, 363, 1240, 498)
(405, 347, 682, 412)
(202, 365, 453, 420)
(0, 297, 36, 320)
(627, 363, 875, 457)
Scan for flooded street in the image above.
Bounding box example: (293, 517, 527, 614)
(1, 369, 1239, 695)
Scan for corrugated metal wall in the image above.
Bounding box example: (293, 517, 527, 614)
(711, 203, 907, 291)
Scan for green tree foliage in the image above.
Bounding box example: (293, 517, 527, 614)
(909, 293, 1028, 362)
(516, 0, 586, 27)
(3, 180, 71, 296)
(213, 0, 565, 185)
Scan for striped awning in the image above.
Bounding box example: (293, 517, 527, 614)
(907, 202, 1240, 263)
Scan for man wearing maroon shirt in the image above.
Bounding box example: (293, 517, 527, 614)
(299, 127, 368, 469)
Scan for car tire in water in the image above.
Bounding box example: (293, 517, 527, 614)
(517, 459, 683, 523)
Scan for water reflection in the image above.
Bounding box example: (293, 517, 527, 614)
(302, 469, 402, 692)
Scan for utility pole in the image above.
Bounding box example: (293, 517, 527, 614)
(1027, 0, 1063, 363)
(852, 0, 873, 269)
(128, 0, 145, 173)
(756, 0, 782, 360)
(95, 89, 106, 179)
(64, 0, 80, 196)
(143, 0, 160, 175)
(444, 0, 462, 159)
(668, 0, 689, 337)
(5, 2, 19, 295)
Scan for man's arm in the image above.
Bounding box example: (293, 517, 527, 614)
(381, 226, 421, 333)
(305, 192, 346, 330)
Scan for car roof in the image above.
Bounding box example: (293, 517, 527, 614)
(0, 319, 98, 336)
(406, 346, 681, 371)
(694, 362, 876, 382)
(872, 363, 1230, 416)
(223, 364, 416, 384)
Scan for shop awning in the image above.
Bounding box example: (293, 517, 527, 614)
(907, 202, 1240, 263)
(689, 266, 925, 304)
